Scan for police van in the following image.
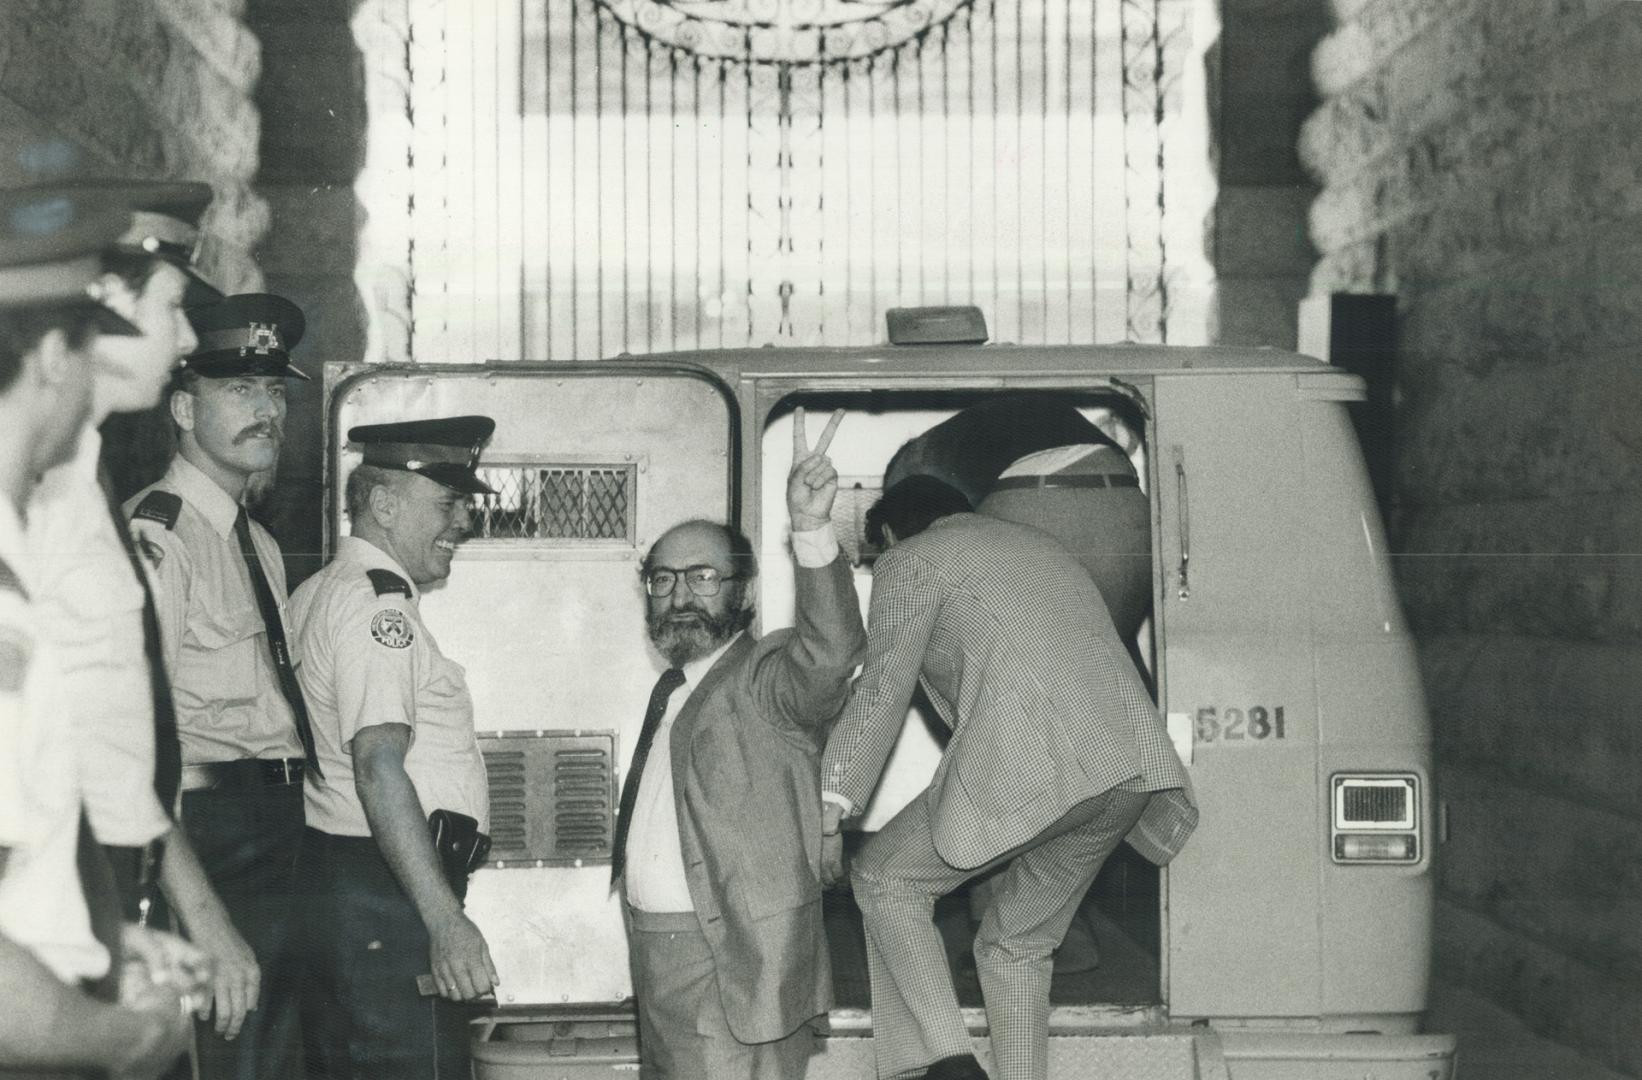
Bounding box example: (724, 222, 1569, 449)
(322, 309, 1458, 1079)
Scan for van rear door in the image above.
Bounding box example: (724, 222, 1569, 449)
(1152, 370, 1326, 1018)
(324, 361, 739, 1006)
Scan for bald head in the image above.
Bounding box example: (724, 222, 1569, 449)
(643, 519, 757, 582)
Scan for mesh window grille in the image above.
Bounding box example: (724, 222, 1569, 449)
(472, 465, 634, 542)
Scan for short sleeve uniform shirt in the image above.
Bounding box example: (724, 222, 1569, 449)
(28, 428, 169, 843)
(0, 500, 109, 984)
(289, 536, 489, 836)
(124, 456, 301, 765)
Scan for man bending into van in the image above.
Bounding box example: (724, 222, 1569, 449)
(819, 476, 1197, 1080)
(615, 408, 865, 1079)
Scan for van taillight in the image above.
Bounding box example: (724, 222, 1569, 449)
(1331, 774, 1420, 865)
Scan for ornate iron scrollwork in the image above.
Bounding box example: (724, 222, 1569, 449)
(592, 0, 976, 64)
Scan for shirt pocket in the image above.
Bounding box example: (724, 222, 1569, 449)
(185, 602, 264, 703)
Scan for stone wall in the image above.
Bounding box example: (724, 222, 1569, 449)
(244, 0, 370, 584)
(0, 0, 270, 496)
(0, 0, 368, 581)
(1302, 2, 1642, 1074)
(0, 0, 267, 286)
(1213, 0, 1328, 349)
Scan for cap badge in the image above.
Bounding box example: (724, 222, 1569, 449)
(243, 322, 282, 356)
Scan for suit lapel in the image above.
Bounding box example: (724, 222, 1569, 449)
(670, 632, 757, 774)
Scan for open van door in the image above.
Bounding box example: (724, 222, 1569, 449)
(324, 361, 739, 1007)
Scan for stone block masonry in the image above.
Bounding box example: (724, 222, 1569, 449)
(0, 0, 268, 291)
(1303, 2, 1642, 1075)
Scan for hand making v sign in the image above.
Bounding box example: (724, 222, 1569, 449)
(787, 407, 845, 533)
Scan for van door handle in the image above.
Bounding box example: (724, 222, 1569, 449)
(1172, 445, 1190, 600)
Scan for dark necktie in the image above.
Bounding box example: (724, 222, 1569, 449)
(233, 507, 321, 775)
(610, 668, 687, 883)
(101, 478, 183, 815)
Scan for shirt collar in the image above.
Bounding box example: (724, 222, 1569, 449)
(166, 454, 242, 538)
(338, 535, 420, 601)
(680, 630, 743, 686)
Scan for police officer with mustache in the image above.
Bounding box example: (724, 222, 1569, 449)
(124, 293, 317, 1080)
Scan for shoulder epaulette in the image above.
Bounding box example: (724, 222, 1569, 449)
(131, 490, 183, 531)
(367, 568, 413, 598)
(0, 555, 26, 599)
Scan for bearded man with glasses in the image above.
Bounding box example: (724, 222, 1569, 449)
(613, 408, 866, 1080)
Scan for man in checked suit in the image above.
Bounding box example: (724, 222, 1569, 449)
(615, 407, 866, 1079)
(820, 475, 1198, 1080)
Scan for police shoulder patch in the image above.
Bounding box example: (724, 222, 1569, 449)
(367, 568, 413, 598)
(131, 490, 183, 531)
(369, 607, 414, 649)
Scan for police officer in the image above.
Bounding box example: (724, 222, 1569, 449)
(25, 180, 221, 927)
(0, 183, 198, 1079)
(290, 416, 498, 1080)
(124, 293, 316, 1080)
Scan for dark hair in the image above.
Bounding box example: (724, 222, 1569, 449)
(642, 519, 759, 582)
(99, 249, 162, 293)
(0, 305, 101, 393)
(866, 475, 971, 546)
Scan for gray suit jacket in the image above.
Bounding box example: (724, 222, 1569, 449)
(822, 513, 1196, 871)
(668, 553, 866, 1043)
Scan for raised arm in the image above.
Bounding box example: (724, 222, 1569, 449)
(756, 409, 868, 728)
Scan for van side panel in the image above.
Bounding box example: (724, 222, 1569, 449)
(1157, 374, 1435, 1024)
(1153, 373, 1324, 1018)
(1298, 406, 1435, 1018)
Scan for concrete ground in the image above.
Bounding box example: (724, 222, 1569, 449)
(1427, 981, 1633, 1080)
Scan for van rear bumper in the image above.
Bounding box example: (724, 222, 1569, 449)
(472, 1008, 1456, 1080)
(1220, 1031, 1457, 1079)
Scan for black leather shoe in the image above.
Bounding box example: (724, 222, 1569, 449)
(922, 1054, 989, 1080)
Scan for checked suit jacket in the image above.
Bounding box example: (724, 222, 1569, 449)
(822, 513, 1196, 871)
(665, 552, 867, 1044)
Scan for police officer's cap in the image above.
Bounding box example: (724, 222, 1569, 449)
(0, 185, 141, 335)
(349, 415, 498, 496)
(182, 293, 310, 380)
(42, 179, 224, 305)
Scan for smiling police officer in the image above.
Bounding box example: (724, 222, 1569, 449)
(290, 416, 498, 1080)
(124, 292, 316, 1080)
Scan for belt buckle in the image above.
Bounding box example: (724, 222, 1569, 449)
(279, 759, 300, 785)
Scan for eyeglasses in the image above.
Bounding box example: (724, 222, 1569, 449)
(643, 565, 741, 598)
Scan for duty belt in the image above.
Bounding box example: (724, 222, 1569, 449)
(991, 472, 1139, 491)
(180, 757, 305, 792)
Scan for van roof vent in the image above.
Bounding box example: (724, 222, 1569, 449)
(886, 305, 988, 345)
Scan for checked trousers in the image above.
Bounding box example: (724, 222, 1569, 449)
(851, 785, 1150, 1080)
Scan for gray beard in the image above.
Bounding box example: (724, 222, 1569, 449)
(647, 606, 747, 667)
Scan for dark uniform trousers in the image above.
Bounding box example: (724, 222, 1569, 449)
(161, 782, 306, 1080)
(300, 828, 481, 1080)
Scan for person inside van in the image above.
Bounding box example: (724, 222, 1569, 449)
(819, 475, 1196, 1080)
